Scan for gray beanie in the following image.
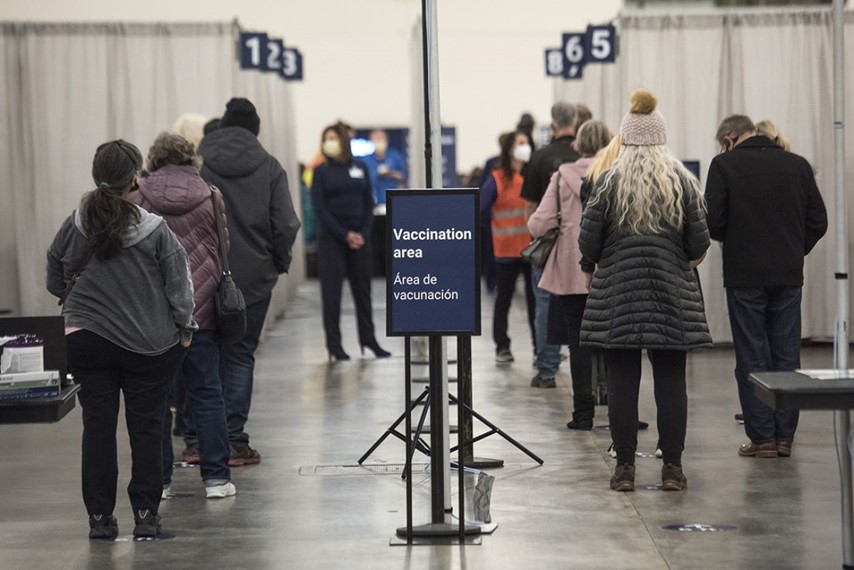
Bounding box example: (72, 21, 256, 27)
(620, 89, 667, 146)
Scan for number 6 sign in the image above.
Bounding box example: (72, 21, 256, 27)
(561, 32, 586, 80)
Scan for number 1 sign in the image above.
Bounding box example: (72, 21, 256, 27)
(239, 31, 304, 82)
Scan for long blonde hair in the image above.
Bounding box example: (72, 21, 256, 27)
(590, 145, 702, 235)
(756, 119, 791, 151)
(586, 135, 622, 182)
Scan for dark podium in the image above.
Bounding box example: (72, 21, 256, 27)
(750, 371, 854, 569)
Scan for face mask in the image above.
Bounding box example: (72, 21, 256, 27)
(322, 139, 342, 159)
(513, 143, 532, 163)
(373, 140, 388, 154)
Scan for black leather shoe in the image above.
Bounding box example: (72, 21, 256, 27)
(328, 347, 350, 362)
(361, 342, 391, 358)
(566, 419, 593, 430)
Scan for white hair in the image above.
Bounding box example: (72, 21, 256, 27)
(589, 145, 703, 235)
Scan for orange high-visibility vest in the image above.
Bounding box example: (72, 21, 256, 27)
(490, 169, 530, 258)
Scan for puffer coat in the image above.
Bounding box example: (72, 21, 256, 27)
(578, 173, 712, 349)
(137, 164, 227, 331)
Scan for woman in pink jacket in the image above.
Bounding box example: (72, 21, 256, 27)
(527, 121, 612, 430)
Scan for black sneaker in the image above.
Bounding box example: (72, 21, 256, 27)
(661, 463, 687, 491)
(495, 349, 514, 363)
(638, 421, 650, 430)
(734, 413, 745, 424)
(566, 419, 593, 430)
(88, 514, 118, 540)
(133, 509, 161, 538)
(610, 464, 635, 492)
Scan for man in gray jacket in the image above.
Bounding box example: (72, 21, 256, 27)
(198, 98, 301, 465)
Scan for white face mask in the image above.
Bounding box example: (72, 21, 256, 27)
(322, 139, 342, 159)
(513, 143, 532, 163)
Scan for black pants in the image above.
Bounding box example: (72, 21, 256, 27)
(317, 230, 377, 351)
(67, 330, 185, 516)
(549, 294, 595, 420)
(493, 260, 535, 353)
(605, 349, 687, 466)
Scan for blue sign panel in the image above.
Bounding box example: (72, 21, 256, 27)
(280, 48, 304, 81)
(441, 127, 458, 188)
(545, 48, 564, 77)
(561, 32, 586, 79)
(239, 32, 268, 70)
(386, 190, 481, 336)
(585, 24, 617, 64)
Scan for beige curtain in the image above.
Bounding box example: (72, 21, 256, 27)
(555, 8, 854, 343)
(0, 21, 302, 322)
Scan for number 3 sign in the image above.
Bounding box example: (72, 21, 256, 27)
(544, 24, 616, 80)
(239, 32, 304, 81)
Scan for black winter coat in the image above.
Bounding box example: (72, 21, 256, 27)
(578, 174, 713, 349)
(198, 127, 301, 305)
(704, 135, 827, 288)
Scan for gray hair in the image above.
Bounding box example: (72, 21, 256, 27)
(715, 114, 755, 147)
(573, 120, 612, 157)
(146, 132, 200, 172)
(551, 102, 577, 130)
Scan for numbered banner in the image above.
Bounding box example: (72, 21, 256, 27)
(544, 48, 564, 77)
(239, 31, 304, 81)
(386, 190, 481, 336)
(279, 48, 303, 81)
(586, 24, 616, 63)
(561, 32, 586, 80)
(239, 32, 269, 70)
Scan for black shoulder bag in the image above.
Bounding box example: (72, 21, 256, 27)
(521, 171, 562, 268)
(210, 186, 247, 344)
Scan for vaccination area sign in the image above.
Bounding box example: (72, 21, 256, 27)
(386, 190, 480, 336)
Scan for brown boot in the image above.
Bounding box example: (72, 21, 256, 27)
(738, 441, 778, 458)
(776, 440, 793, 457)
(610, 464, 635, 492)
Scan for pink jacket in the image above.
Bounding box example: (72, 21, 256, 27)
(136, 165, 228, 331)
(527, 157, 592, 296)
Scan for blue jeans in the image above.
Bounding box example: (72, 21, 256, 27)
(220, 294, 271, 444)
(531, 266, 560, 378)
(164, 330, 231, 486)
(726, 287, 802, 443)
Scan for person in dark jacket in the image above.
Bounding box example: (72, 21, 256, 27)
(197, 98, 301, 465)
(47, 140, 195, 539)
(137, 132, 235, 499)
(579, 90, 711, 493)
(312, 123, 390, 361)
(705, 114, 827, 459)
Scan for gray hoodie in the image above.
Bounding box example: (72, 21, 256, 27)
(46, 206, 198, 355)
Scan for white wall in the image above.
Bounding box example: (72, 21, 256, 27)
(2, 0, 622, 174)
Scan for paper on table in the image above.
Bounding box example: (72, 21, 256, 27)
(796, 369, 854, 381)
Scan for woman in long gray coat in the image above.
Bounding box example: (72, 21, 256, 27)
(579, 90, 712, 493)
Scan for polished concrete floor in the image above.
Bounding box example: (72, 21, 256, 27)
(0, 279, 848, 569)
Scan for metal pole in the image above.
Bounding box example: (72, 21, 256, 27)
(831, 1, 852, 567)
(422, 0, 452, 520)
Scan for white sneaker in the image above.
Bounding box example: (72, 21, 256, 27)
(161, 485, 171, 499)
(655, 448, 663, 458)
(206, 482, 237, 499)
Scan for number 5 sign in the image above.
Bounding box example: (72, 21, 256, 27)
(586, 24, 616, 63)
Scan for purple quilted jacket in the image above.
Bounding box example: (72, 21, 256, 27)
(136, 165, 228, 331)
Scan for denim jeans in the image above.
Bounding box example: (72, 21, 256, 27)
(220, 294, 272, 444)
(530, 266, 560, 377)
(68, 330, 184, 516)
(726, 287, 802, 443)
(164, 330, 231, 486)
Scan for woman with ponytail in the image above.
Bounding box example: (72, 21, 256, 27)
(47, 140, 196, 540)
(579, 91, 711, 493)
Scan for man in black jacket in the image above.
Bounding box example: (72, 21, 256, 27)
(198, 98, 301, 465)
(705, 114, 827, 459)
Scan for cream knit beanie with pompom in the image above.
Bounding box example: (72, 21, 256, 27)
(620, 89, 667, 146)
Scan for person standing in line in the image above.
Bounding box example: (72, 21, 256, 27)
(528, 120, 612, 428)
(197, 98, 301, 466)
(47, 140, 195, 538)
(359, 129, 408, 206)
(481, 130, 536, 363)
(136, 132, 236, 499)
(579, 90, 711, 492)
(705, 114, 827, 459)
(521, 102, 581, 387)
(312, 123, 390, 361)
(755, 119, 792, 152)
